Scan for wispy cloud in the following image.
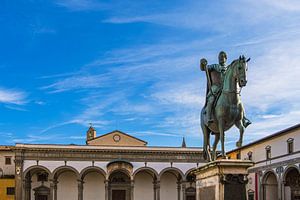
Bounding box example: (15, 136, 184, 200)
(55, 0, 108, 11)
(0, 88, 27, 105)
(35, 0, 300, 147)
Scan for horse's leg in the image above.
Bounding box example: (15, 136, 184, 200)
(212, 133, 220, 161)
(218, 120, 226, 158)
(201, 122, 211, 161)
(235, 120, 245, 147)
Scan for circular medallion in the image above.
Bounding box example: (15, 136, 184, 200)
(113, 134, 121, 142)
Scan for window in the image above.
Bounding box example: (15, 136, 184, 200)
(287, 138, 294, 154)
(5, 157, 11, 165)
(266, 146, 271, 160)
(236, 152, 241, 159)
(6, 187, 15, 195)
(37, 172, 48, 182)
(248, 189, 254, 200)
(247, 151, 253, 161)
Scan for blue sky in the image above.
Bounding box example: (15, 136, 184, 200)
(1, 0, 300, 150)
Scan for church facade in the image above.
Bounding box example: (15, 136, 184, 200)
(14, 128, 204, 200)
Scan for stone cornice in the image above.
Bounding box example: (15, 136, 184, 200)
(13, 146, 204, 163)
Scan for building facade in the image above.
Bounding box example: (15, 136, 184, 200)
(227, 124, 300, 200)
(14, 128, 205, 200)
(0, 145, 15, 200)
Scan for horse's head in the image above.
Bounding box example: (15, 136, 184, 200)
(234, 55, 250, 87)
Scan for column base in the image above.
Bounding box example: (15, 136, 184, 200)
(193, 159, 253, 200)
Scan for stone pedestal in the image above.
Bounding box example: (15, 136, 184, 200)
(193, 159, 253, 200)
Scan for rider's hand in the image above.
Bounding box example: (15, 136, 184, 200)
(200, 58, 207, 71)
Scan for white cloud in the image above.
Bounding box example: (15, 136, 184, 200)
(55, 0, 107, 11)
(0, 88, 27, 105)
(40, 0, 300, 147)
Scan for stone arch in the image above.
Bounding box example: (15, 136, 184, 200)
(158, 167, 184, 181)
(52, 166, 80, 200)
(133, 167, 158, 200)
(283, 165, 300, 181)
(81, 166, 106, 200)
(159, 167, 184, 200)
(132, 167, 159, 180)
(262, 169, 279, 184)
(23, 165, 51, 179)
(184, 168, 196, 181)
(262, 170, 279, 200)
(79, 166, 106, 180)
(23, 165, 52, 200)
(108, 170, 132, 200)
(283, 165, 300, 200)
(50, 165, 80, 180)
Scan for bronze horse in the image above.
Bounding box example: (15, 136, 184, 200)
(201, 56, 250, 161)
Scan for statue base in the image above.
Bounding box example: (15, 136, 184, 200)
(193, 159, 253, 200)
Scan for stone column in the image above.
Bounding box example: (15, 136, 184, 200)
(182, 183, 186, 200)
(177, 181, 181, 200)
(78, 180, 84, 200)
(15, 152, 24, 200)
(131, 180, 135, 200)
(105, 180, 109, 200)
(52, 179, 58, 200)
(154, 181, 160, 200)
(49, 180, 54, 200)
(24, 177, 31, 200)
(153, 180, 157, 200)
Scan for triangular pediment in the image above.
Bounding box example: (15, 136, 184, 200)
(87, 130, 147, 146)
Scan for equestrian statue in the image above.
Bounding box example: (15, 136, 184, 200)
(200, 51, 251, 161)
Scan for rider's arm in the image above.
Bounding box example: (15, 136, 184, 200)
(207, 64, 218, 72)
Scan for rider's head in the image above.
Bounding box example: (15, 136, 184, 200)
(218, 51, 227, 66)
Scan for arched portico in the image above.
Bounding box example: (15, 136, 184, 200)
(262, 170, 279, 200)
(283, 166, 300, 200)
(159, 167, 184, 200)
(184, 170, 196, 200)
(133, 167, 159, 200)
(108, 170, 132, 200)
(51, 166, 80, 200)
(80, 166, 106, 200)
(23, 165, 52, 200)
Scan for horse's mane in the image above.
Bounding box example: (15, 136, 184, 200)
(229, 58, 239, 66)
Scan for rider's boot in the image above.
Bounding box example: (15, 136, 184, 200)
(243, 117, 252, 128)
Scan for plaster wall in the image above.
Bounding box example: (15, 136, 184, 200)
(0, 151, 15, 175)
(134, 171, 153, 200)
(87, 131, 146, 146)
(57, 171, 78, 200)
(83, 172, 105, 200)
(0, 178, 14, 200)
(160, 172, 177, 200)
(239, 128, 300, 162)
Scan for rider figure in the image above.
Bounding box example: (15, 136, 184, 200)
(200, 51, 227, 123)
(200, 51, 251, 127)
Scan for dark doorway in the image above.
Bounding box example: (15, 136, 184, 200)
(186, 196, 196, 200)
(36, 195, 48, 200)
(112, 190, 126, 200)
(186, 187, 196, 200)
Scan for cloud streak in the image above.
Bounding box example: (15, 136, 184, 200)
(0, 88, 27, 105)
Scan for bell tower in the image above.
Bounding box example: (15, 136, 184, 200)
(86, 125, 96, 143)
